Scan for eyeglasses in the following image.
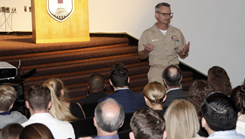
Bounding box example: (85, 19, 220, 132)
(157, 12, 173, 17)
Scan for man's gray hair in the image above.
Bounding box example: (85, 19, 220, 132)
(95, 98, 125, 132)
(155, 2, 171, 12)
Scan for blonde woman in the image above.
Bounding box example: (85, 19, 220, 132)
(143, 81, 167, 115)
(164, 99, 200, 139)
(44, 78, 84, 121)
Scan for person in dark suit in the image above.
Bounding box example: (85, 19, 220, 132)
(76, 73, 107, 104)
(162, 65, 188, 107)
(99, 63, 146, 113)
(70, 73, 108, 119)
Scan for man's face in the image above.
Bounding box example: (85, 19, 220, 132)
(155, 6, 171, 25)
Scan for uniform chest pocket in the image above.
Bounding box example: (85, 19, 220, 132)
(150, 41, 167, 56)
(170, 34, 183, 48)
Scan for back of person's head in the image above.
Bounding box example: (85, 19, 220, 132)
(19, 123, 54, 139)
(208, 66, 232, 96)
(44, 78, 67, 101)
(143, 81, 166, 106)
(0, 123, 23, 139)
(155, 2, 171, 12)
(188, 80, 214, 118)
(130, 107, 166, 139)
(230, 81, 245, 114)
(0, 85, 17, 112)
(88, 73, 105, 93)
(164, 99, 199, 139)
(162, 65, 182, 88)
(110, 63, 129, 87)
(94, 98, 125, 132)
(43, 78, 77, 121)
(27, 84, 51, 111)
(201, 92, 238, 131)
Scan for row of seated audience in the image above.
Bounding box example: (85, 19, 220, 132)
(0, 63, 245, 139)
(0, 122, 55, 139)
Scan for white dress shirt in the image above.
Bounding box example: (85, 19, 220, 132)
(22, 113, 75, 139)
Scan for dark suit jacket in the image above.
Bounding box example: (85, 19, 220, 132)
(163, 88, 188, 107)
(70, 91, 108, 119)
(98, 89, 146, 113)
(76, 91, 108, 104)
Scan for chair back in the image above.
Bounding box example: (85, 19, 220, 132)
(70, 117, 97, 138)
(82, 102, 98, 118)
(118, 112, 133, 132)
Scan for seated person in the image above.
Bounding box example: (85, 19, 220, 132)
(201, 92, 245, 139)
(207, 66, 232, 96)
(0, 85, 27, 129)
(230, 81, 245, 136)
(76, 73, 107, 104)
(93, 98, 125, 139)
(74, 73, 108, 118)
(188, 80, 214, 137)
(129, 107, 167, 139)
(22, 84, 75, 139)
(162, 65, 188, 107)
(143, 81, 167, 115)
(99, 63, 146, 113)
(19, 123, 54, 139)
(44, 78, 80, 120)
(0, 123, 23, 139)
(164, 99, 200, 139)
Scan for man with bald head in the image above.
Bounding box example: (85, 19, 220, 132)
(162, 64, 188, 107)
(93, 98, 125, 139)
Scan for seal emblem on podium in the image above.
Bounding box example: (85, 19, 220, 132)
(47, 0, 74, 22)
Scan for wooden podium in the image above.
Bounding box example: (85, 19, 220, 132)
(31, 0, 90, 43)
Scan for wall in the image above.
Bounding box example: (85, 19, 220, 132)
(88, 0, 245, 88)
(1, 0, 245, 87)
(0, 0, 32, 31)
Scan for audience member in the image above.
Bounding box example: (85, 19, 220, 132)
(44, 78, 81, 120)
(0, 123, 23, 139)
(99, 63, 146, 113)
(143, 81, 167, 115)
(188, 80, 214, 137)
(93, 98, 125, 139)
(77, 73, 107, 104)
(0, 85, 27, 129)
(201, 92, 245, 139)
(230, 81, 245, 136)
(19, 123, 54, 139)
(129, 107, 167, 139)
(164, 99, 200, 139)
(162, 65, 188, 107)
(208, 66, 232, 96)
(22, 84, 75, 139)
(74, 73, 108, 118)
(188, 80, 214, 118)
